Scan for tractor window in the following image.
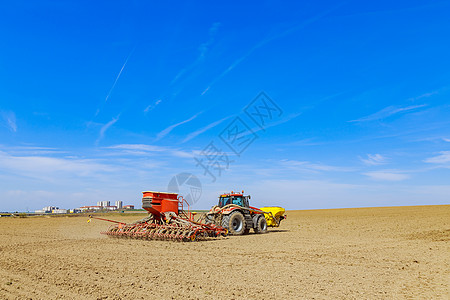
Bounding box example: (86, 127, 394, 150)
(219, 197, 230, 207)
(232, 196, 243, 206)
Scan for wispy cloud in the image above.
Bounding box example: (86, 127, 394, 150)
(1, 110, 17, 132)
(349, 104, 427, 123)
(96, 115, 120, 145)
(363, 170, 410, 181)
(201, 5, 341, 95)
(182, 115, 234, 143)
(0, 145, 63, 155)
(281, 159, 352, 173)
(443, 138, 450, 142)
(108, 144, 166, 152)
(199, 22, 221, 58)
(106, 144, 194, 158)
(201, 86, 210, 95)
(424, 151, 450, 167)
(407, 90, 439, 101)
(95, 47, 135, 116)
(171, 22, 221, 85)
(144, 99, 162, 113)
(156, 112, 202, 140)
(104, 49, 134, 104)
(238, 112, 302, 138)
(0, 150, 116, 181)
(360, 154, 387, 166)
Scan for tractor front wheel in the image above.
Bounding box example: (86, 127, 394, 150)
(222, 211, 246, 235)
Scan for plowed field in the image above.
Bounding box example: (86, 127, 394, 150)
(0, 205, 449, 299)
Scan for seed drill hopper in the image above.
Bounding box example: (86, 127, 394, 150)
(90, 191, 227, 242)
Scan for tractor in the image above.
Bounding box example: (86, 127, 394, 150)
(205, 191, 286, 235)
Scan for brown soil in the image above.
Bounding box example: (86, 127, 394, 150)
(0, 205, 449, 299)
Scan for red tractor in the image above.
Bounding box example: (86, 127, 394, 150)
(205, 191, 286, 235)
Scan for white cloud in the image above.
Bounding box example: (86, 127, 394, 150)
(106, 144, 194, 158)
(198, 22, 221, 58)
(236, 113, 302, 139)
(156, 112, 202, 140)
(0, 150, 116, 181)
(201, 86, 210, 95)
(424, 151, 450, 166)
(0, 145, 63, 156)
(443, 138, 450, 142)
(0, 148, 181, 211)
(144, 99, 162, 113)
(407, 90, 438, 101)
(363, 171, 410, 181)
(1, 110, 17, 132)
(201, 6, 341, 95)
(242, 179, 449, 210)
(96, 115, 120, 145)
(360, 154, 387, 166)
(108, 144, 166, 152)
(171, 22, 221, 86)
(349, 104, 427, 122)
(102, 48, 135, 104)
(94, 48, 135, 117)
(228, 179, 362, 210)
(182, 115, 233, 143)
(281, 159, 352, 172)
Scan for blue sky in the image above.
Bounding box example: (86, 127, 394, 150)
(1, 1, 449, 212)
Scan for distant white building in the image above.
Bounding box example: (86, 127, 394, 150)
(43, 206, 58, 213)
(78, 206, 102, 212)
(115, 201, 123, 209)
(35, 206, 58, 214)
(35, 206, 67, 214)
(100, 201, 110, 207)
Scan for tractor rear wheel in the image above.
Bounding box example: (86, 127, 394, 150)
(222, 211, 246, 235)
(254, 215, 268, 234)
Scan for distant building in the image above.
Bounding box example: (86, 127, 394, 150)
(123, 205, 135, 210)
(115, 201, 123, 209)
(34, 206, 68, 214)
(36, 206, 59, 214)
(78, 206, 102, 212)
(43, 206, 58, 213)
(96, 201, 102, 207)
(101, 201, 110, 207)
(78, 205, 119, 212)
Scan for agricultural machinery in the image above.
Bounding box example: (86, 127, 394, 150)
(205, 191, 286, 235)
(89, 191, 227, 242)
(90, 190, 286, 241)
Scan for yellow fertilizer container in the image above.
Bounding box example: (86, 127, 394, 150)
(260, 207, 286, 227)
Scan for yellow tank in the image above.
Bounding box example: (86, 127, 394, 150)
(260, 206, 286, 227)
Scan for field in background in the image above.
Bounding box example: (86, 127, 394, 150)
(0, 205, 448, 299)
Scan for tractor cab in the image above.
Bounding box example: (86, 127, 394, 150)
(218, 192, 250, 208)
